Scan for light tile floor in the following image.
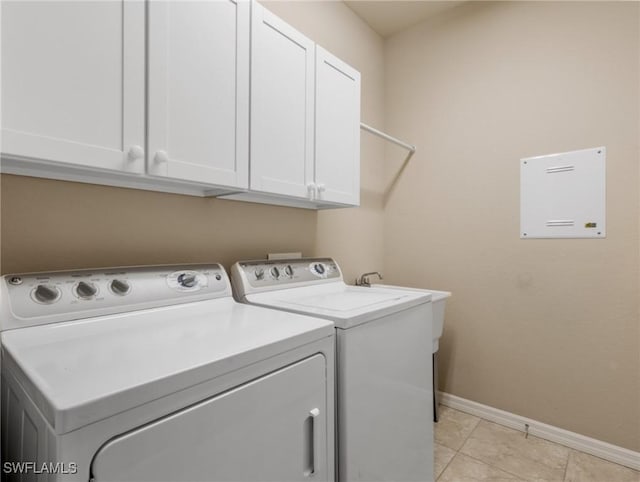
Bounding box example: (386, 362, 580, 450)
(435, 406, 640, 482)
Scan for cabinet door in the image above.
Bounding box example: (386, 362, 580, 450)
(315, 47, 361, 206)
(91, 355, 330, 482)
(147, 0, 249, 189)
(250, 3, 315, 199)
(1, 1, 145, 174)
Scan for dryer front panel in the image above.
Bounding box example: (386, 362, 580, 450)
(90, 354, 330, 482)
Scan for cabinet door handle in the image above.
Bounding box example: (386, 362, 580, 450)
(154, 150, 169, 164)
(316, 183, 326, 197)
(303, 408, 320, 477)
(307, 183, 316, 201)
(127, 145, 144, 162)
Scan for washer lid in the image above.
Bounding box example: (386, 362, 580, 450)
(1, 298, 333, 435)
(245, 282, 431, 329)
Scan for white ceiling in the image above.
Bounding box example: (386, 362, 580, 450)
(344, 1, 465, 38)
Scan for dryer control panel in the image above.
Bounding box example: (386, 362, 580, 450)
(231, 258, 342, 298)
(1, 264, 230, 330)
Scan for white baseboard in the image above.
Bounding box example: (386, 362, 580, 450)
(438, 391, 640, 472)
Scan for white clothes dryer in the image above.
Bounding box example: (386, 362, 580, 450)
(231, 258, 434, 482)
(1, 264, 335, 482)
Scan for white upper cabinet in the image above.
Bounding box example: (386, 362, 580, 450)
(315, 46, 361, 206)
(147, 0, 249, 189)
(1, 0, 359, 206)
(1, 1, 145, 174)
(225, 2, 361, 208)
(250, 2, 315, 200)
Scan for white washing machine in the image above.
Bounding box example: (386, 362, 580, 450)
(231, 258, 434, 482)
(1, 264, 335, 482)
(373, 284, 451, 423)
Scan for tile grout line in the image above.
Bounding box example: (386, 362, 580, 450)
(458, 451, 527, 481)
(455, 406, 483, 450)
(434, 405, 481, 453)
(464, 422, 570, 481)
(435, 447, 458, 481)
(439, 406, 640, 480)
(562, 450, 572, 482)
(435, 407, 483, 481)
(440, 392, 640, 471)
(435, 405, 483, 479)
(444, 408, 572, 482)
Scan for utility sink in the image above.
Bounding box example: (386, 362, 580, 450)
(373, 284, 451, 353)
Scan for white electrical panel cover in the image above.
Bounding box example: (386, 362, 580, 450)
(520, 147, 606, 239)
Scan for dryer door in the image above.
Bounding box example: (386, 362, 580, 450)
(90, 354, 329, 482)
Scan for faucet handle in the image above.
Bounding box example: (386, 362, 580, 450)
(356, 271, 383, 287)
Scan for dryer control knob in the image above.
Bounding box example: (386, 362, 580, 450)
(284, 265, 294, 277)
(33, 284, 60, 304)
(177, 273, 198, 288)
(254, 268, 265, 280)
(76, 281, 97, 299)
(110, 279, 131, 296)
(270, 266, 280, 279)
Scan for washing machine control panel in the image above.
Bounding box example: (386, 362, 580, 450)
(234, 258, 341, 291)
(3, 264, 230, 327)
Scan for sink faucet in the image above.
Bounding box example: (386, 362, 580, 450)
(356, 271, 383, 287)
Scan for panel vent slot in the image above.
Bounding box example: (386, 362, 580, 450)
(546, 165, 575, 174)
(546, 220, 575, 227)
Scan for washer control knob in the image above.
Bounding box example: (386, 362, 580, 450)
(284, 265, 294, 277)
(110, 279, 131, 296)
(270, 266, 280, 279)
(254, 268, 265, 281)
(177, 273, 198, 288)
(314, 263, 325, 275)
(76, 281, 97, 299)
(33, 284, 60, 304)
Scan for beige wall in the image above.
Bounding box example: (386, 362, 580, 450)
(0, 1, 385, 279)
(1, 175, 318, 273)
(384, 1, 640, 451)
